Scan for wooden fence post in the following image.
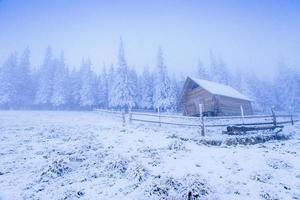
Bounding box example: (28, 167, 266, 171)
(271, 107, 277, 126)
(129, 108, 132, 124)
(122, 109, 126, 127)
(240, 105, 244, 124)
(289, 107, 294, 125)
(157, 107, 161, 126)
(199, 104, 205, 136)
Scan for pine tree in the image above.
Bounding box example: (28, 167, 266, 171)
(0, 53, 18, 109)
(274, 61, 290, 111)
(129, 67, 140, 109)
(166, 76, 178, 111)
(274, 61, 300, 112)
(197, 59, 210, 80)
(256, 79, 275, 113)
(153, 47, 171, 111)
(51, 53, 69, 108)
(239, 72, 254, 101)
(15, 47, 33, 108)
(69, 68, 81, 109)
(99, 66, 109, 108)
(285, 69, 299, 112)
(107, 64, 115, 108)
(246, 72, 262, 111)
(35, 46, 55, 108)
(96, 74, 104, 108)
(140, 67, 154, 110)
(79, 59, 97, 109)
(175, 76, 185, 111)
(109, 38, 135, 110)
(209, 51, 219, 82)
(233, 69, 275, 113)
(209, 52, 229, 84)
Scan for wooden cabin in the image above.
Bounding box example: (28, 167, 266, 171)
(181, 77, 253, 116)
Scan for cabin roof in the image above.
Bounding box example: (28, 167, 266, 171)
(188, 77, 251, 101)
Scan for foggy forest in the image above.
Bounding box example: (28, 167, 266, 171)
(1, 38, 299, 113)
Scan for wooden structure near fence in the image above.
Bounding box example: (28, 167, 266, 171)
(180, 77, 253, 116)
(94, 108, 298, 136)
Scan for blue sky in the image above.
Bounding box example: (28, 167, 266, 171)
(0, 0, 300, 77)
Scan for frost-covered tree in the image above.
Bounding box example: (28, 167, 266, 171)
(274, 61, 300, 112)
(209, 52, 230, 85)
(209, 52, 219, 82)
(5, 43, 300, 114)
(231, 70, 257, 107)
(69, 68, 81, 108)
(35, 47, 55, 108)
(14, 47, 33, 108)
(197, 59, 210, 80)
(109, 38, 135, 110)
(96, 74, 103, 108)
(175, 76, 185, 111)
(0, 53, 18, 108)
(79, 59, 97, 109)
(51, 53, 69, 108)
(129, 67, 140, 108)
(255, 79, 275, 113)
(246, 72, 264, 111)
(107, 65, 115, 108)
(98, 66, 109, 108)
(140, 67, 154, 109)
(232, 69, 277, 113)
(153, 47, 172, 110)
(167, 76, 179, 111)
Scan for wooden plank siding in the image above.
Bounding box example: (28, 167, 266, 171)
(216, 95, 253, 116)
(183, 87, 215, 116)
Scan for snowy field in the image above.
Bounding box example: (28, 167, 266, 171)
(0, 111, 300, 200)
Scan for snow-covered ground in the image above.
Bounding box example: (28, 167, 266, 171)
(0, 111, 299, 200)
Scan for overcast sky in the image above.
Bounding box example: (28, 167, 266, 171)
(0, 0, 300, 78)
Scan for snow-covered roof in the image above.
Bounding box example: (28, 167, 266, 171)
(189, 77, 251, 101)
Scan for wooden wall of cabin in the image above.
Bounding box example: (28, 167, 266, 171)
(181, 80, 253, 116)
(216, 95, 253, 116)
(183, 87, 215, 116)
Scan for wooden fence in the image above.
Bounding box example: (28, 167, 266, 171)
(94, 108, 298, 136)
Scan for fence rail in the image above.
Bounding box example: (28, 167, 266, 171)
(128, 110, 292, 120)
(94, 109, 123, 114)
(129, 111, 198, 120)
(131, 117, 200, 127)
(94, 108, 298, 136)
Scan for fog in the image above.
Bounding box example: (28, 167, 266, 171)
(1, 0, 300, 78)
(0, 0, 300, 113)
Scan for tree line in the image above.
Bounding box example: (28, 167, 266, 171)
(0, 39, 299, 113)
(0, 39, 180, 111)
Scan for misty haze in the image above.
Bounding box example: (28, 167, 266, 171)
(0, 1, 299, 200)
